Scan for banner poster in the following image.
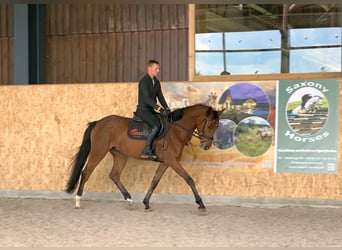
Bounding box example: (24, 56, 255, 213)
(275, 79, 339, 174)
(162, 81, 276, 170)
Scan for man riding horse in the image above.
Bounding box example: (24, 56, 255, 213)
(135, 59, 170, 160)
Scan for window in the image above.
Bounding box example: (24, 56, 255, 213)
(289, 27, 342, 73)
(194, 4, 342, 76)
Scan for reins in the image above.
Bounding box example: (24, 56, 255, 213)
(162, 105, 217, 149)
(173, 117, 214, 143)
(192, 118, 214, 142)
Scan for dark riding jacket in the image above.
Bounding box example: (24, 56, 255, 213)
(136, 74, 168, 112)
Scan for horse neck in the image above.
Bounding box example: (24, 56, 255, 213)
(179, 105, 208, 131)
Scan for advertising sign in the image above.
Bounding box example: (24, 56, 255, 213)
(275, 79, 339, 174)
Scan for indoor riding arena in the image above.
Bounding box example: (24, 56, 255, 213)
(1, 3, 342, 247)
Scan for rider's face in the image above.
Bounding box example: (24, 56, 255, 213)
(148, 63, 160, 78)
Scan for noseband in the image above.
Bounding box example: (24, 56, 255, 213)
(192, 118, 215, 142)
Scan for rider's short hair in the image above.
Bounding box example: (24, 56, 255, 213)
(147, 59, 159, 67)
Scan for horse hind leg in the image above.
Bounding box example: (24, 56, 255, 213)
(75, 146, 108, 208)
(109, 150, 132, 204)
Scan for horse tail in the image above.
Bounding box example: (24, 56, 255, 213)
(65, 121, 97, 193)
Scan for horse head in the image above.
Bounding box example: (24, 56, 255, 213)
(313, 95, 323, 105)
(192, 105, 224, 150)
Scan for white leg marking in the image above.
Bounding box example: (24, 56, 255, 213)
(75, 195, 81, 208)
(126, 198, 133, 205)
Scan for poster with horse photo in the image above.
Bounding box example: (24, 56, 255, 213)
(162, 81, 276, 170)
(275, 79, 339, 174)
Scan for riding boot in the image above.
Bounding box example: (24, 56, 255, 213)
(141, 127, 159, 160)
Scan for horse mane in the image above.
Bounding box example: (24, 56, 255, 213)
(170, 104, 219, 122)
(169, 108, 184, 121)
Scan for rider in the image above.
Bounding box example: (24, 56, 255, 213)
(135, 59, 170, 160)
(263, 126, 269, 134)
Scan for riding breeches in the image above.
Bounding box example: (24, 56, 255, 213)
(135, 109, 161, 131)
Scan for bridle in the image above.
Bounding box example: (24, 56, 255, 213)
(192, 117, 215, 143)
(174, 117, 216, 143)
(171, 106, 218, 143)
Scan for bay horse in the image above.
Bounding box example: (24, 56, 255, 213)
(65, 104, 223, 211)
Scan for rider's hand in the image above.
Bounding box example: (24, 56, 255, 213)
(155, 105, 162, 112)
(160, 107, 170, 116)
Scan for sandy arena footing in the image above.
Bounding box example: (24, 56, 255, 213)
(1, 197, 342, 247)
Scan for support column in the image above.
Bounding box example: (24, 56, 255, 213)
(28, 4, 45, 84)
(281, 4, 289, 74)
(13, 4, 29, 84)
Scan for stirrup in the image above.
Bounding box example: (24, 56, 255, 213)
(140, 153, 151, 159)
(140, 153, 157, 160)
(150, 154, 158, 160)
(140, 149, 157, 160)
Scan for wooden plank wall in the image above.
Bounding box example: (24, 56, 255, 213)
(0, 4, 13, 85)
(45, 4, 189, 83)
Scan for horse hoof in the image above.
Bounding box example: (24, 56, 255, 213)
(145, 208, 153, 212)
(198, 207, 208, 215)
(126, 198, 133, 205)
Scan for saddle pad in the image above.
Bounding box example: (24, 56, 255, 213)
(127, 120, 149, 140)
(127, 114, 170, 141)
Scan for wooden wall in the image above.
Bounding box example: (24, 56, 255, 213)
(0, 80, 341, 201)
(0, 4, 13, 85)
(45, 4, 189, 83)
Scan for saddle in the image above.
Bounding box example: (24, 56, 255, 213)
(127, 113, 170, 140)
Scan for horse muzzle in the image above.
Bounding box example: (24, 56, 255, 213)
(200, 140, 212, 150)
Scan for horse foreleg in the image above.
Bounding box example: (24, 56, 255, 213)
(143, 163, 169, 210)
(109, 150, 132, 204)
(168, 161, 206, 211)
(188, 141, 197, 162)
